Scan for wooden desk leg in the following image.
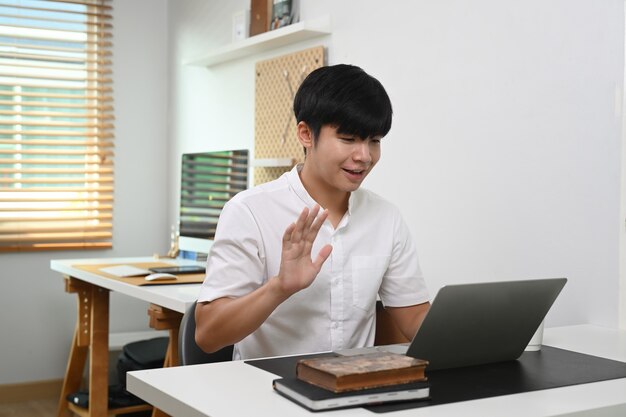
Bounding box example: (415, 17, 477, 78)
(57, 277, 109, 417)
(147, 304, 183, 367)
(57, 278, 90, 417)
(56, 321, 88, 416)
(147, 304, 183, 417)
(88, 284, 109, 417)
(151, 409, 171, 417)
(161, 326, 180, 368)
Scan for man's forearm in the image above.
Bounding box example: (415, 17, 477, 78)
(387, 302, 431, 341)
(194, 276, 291, 353)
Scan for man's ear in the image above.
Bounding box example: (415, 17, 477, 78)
(296, 121, 314, 151)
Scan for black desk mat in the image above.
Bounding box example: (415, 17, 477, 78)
(246, 346, 626, 413)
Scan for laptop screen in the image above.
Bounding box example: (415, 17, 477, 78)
(405, 278, 567, 370)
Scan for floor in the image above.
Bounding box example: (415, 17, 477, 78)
(0, 398, 56, 417)
(0, 399, 151, 417)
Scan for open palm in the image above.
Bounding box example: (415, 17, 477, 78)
(278, 205, 333, 295)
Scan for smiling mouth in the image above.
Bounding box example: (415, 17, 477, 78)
(342, 168, 366, 176)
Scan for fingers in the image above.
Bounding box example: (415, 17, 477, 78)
(290, 206, 310, 243)
(282, 222, 296, 248)
(288, 205, 324, 243)
(306, 208, 328, 242)
(279, 206, 332, 291)
(312, 244, 333, 270)
(282, 205, 330, 259)
(302, 204, 320, 232)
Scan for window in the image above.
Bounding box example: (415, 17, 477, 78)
(0, 0, 113, 251)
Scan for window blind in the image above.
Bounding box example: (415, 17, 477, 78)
(179, 150, 249, 242)
(0, 0, 113, 251)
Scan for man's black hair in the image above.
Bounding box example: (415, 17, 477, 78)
(293, 64, 393, 143)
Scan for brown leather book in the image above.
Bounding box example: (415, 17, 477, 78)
(296, 352, 428, 393)
(249, 0, 272, 36)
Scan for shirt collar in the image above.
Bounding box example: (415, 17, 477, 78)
(287, 164, 317, 207)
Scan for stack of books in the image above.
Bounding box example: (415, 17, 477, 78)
(272, 351, 430, 411)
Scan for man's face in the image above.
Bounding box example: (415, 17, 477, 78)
(305, 125, 382, 193)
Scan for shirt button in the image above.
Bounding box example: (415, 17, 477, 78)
(332, 322, 338, 329)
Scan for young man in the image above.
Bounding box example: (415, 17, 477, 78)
(195, 64, 430, 360)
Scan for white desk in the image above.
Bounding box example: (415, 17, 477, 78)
(127, 325, 626, 417)
(51, 257, 202, 417)
(51, 257, 202, 313)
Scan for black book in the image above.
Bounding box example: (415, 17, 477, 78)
(148, 265, 205, 274)
(273, 377, 429, 411)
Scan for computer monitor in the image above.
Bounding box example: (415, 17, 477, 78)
(177, 149, 249, 255)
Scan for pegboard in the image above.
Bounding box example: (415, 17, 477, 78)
(254, 46, 324, 185)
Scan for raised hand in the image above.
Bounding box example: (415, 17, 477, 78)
(276, 205, 333, 295)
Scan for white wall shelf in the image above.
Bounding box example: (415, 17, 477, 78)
(185, 15, 331, 68)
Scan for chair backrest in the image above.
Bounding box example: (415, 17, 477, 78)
(178, 300, 234, 366)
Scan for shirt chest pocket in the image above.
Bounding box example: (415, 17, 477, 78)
(350, 255, 390, 312)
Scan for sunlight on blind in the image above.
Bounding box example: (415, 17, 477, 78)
(0, 0, 113, 251)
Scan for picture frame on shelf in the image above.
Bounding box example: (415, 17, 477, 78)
(270, 0, 299, 31)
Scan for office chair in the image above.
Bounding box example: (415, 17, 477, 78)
(178, 300, 234, 365)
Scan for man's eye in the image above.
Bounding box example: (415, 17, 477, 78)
(340, 137, 355, 142)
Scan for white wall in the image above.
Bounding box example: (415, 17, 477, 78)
(169, 0, 624, 329)
(0, 0, 170, 385)
(2, 0, 621, 387)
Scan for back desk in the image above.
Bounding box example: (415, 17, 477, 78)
(51, 257, 203, 417)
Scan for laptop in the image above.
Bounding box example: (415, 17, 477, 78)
(338, 277, 567, 371)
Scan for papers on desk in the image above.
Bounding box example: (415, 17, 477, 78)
(99, 265, 151, 277)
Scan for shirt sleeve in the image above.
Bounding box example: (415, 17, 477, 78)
(197, 198, 266, 303)
(378, 208, 430, 307)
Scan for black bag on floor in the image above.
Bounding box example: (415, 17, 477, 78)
(66, 336, 168, 411)
(67, 384, 147, 409)
(117, 336, 169, 389)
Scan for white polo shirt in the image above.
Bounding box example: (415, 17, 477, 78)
(197, 165, 429, 360)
